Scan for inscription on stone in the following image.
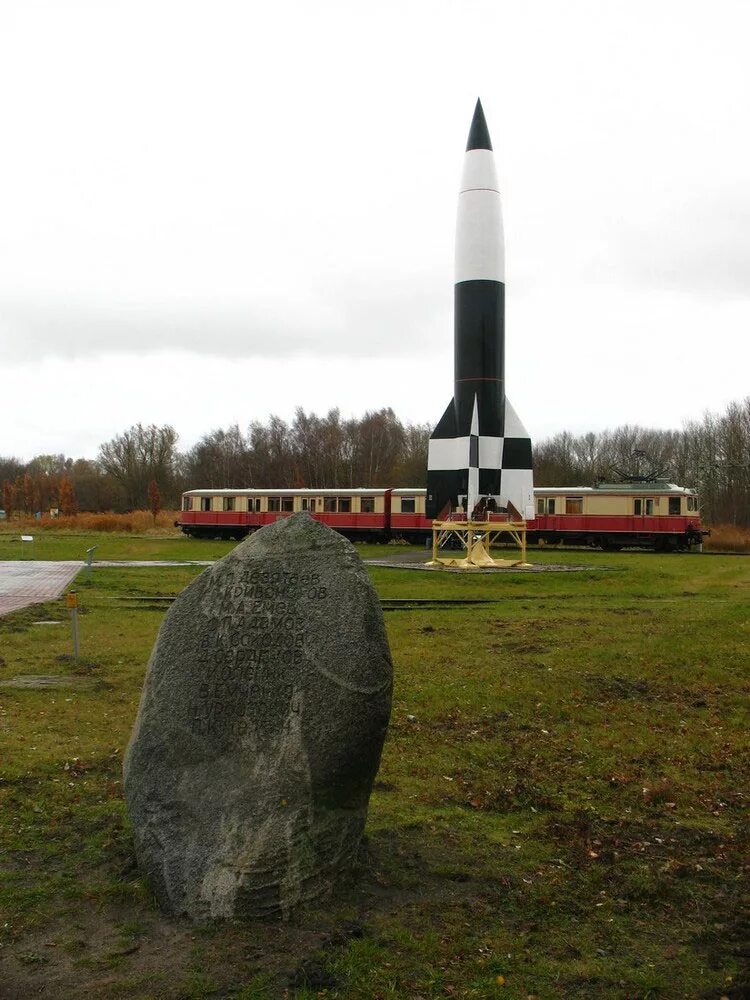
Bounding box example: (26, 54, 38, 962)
(190, 569, 327, 739)
(123, 513, 392, 920)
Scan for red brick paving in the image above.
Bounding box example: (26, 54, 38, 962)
(0, 561, 83, 617)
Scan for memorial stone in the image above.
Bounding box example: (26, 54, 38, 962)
(123, 512, 392, 920)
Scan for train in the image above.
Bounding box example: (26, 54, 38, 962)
(177, 481, 705, 551)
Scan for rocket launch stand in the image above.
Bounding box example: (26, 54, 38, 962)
(427, 519, 532, 569)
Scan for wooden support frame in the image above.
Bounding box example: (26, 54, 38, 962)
(427, 519, 531, 569)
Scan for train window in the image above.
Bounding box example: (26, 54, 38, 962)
(547, 498, 556, 515)
(223, 497, 235, 512)
(634, 499, 642, 516)
(645, 499, 654, 515)
(565, 496, 583, 514)
(337, 497, 351, 513)
(537, 498, 545, 515)
(687, 496, 697, 511)
(281, 497, 294, 512)
(668, 497, 680, 515)
(301, 498, 314, 511)
(324, 497, 337, 513)
(268, 497, 281, 512)
(361, 496, 375, 513)
(182, 496, 192, 511)
(401, 497, 416, 513)
(201, 497, 211, 512)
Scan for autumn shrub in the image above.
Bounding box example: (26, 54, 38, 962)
(704, 523, 750, 552)
(0, 510, 181, 534)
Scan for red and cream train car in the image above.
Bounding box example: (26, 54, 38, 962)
(178, 488, 427, 541)
(177, 482, 704, 551)
(531, 482, 704, 551)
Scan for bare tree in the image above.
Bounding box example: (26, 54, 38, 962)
(70, 458, 126, 512)
(350, 409, 406, 486)
(2, 479, 12, 517)
(184, 425, 253, 488)
(0, 456, 24, 486)
(98, 424, 179, 509)
(148, 478, 161, 525)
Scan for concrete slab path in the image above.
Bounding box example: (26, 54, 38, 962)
(0, 561, 83, 617)
(93, 560, 214, 567)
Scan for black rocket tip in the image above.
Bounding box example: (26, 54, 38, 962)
(466, 97, 492, 151)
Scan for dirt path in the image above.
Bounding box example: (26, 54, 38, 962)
(0, 560, 83, 617)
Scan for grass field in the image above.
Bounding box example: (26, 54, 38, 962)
(0, 531, 233, 563)
(0, 537, 747, 999)
(0, 529, 417, 563)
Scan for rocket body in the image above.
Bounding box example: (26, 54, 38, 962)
(426, 100, 534, 520)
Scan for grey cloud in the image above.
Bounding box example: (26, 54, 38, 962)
(0, 274, 449, 363)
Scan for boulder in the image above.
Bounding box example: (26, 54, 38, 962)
(123, 512, 392, 920)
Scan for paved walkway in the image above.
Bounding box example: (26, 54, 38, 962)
(93, 560, 215, 567)
(0, 561, 83, 617)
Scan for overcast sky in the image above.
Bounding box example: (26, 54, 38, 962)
(1, 0, 749, 462)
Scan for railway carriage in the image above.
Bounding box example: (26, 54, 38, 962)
(178, 488, 427, 542)
(177, 481, 704, 551)
(529, 482, 703, 551)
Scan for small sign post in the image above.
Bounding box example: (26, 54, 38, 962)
(66, 591, 79, 660)
(21, 535, 34, 559)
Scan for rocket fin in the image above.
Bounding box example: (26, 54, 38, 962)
(501, 397, 535, 520)
(501, 397, 533, 470)
(470, 394, 479, 437)
(503, 397, 530, 439)
(467, 395, 480, 515)
(431, 398, 457, 439)
(427, 398, 465, 519)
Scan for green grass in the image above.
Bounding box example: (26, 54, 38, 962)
(0, 529, 405, 563)
(0, 529, 233, 562)
(0, 541, 747, 998)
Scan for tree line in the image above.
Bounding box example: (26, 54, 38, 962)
(0, 409, 430, 519)
(534, 398, 750, 526)
(2, 398, 748, 526)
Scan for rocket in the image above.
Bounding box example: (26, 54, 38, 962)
(426, 99, 535, 521)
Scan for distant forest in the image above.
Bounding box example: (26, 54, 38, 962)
(2, 398, 749, 526)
